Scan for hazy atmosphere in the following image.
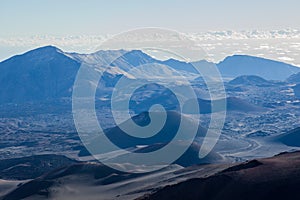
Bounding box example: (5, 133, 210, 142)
(1, 0, 300, 65)
(1, 1, 300, 200)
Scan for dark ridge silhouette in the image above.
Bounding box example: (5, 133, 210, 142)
(272, 127, 300, 147)
(139, 151, 300, 200)
(221, 159, 262, 173)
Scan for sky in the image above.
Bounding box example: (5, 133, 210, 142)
(1, 0, 300, 64)
(1, 0, 300, 36)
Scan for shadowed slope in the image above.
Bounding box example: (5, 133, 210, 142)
(139, 151, 300, 200)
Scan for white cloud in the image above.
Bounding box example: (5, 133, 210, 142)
(1, 29, 300, 67)
(278, 57, 295, 62)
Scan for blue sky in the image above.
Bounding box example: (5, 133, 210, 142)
(1, 0, 300, 37)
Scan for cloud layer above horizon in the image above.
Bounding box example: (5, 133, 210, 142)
(1, 29, 300, 66)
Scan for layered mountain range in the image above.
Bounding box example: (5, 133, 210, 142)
(0, 46, 299, 104)
(0, 46, 300, 199)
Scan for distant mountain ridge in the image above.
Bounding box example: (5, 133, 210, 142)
(0, 46, 80, 103)
(0, 46, 299, 104)
(218, 55, 300, 80)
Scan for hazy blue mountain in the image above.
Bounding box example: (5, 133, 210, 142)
(218, 55, 300, 80)
(100, 49, 158, 71)
(287, 72, 300, 83)
(128, 83, 179, 114)
(228, 75, 273, 86)
(0, 47, 157, 104)
(0, 46, 80, 103)
(0, 46, 299, 105)
(161, 58, 198, 73)
(0, 47, 196, 104)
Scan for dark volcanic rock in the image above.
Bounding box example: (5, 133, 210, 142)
(139, 151, 300, 200)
